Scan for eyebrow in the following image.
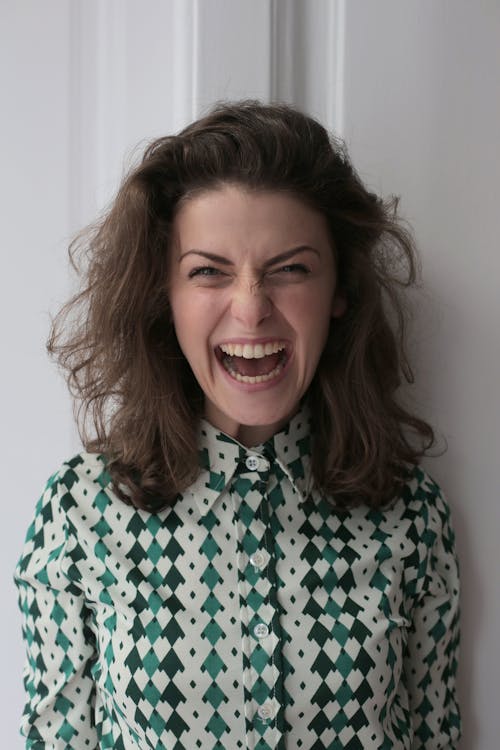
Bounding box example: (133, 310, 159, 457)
(178, 245, 320, 268)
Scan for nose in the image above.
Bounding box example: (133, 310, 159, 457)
(230, 280, 273, 328)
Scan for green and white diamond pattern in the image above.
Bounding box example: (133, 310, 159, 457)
(15, 409, 460, 748)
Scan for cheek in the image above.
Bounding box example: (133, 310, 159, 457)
(169, 292, 221, 369)
(170, 291, 207, 334)
(287, 290, 333, 333)
(169, 301, 199, 359)
(288, 302, 333, 368)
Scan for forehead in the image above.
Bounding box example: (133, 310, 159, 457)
(171, 184, 331, 249)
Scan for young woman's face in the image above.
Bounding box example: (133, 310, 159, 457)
(168, 184, 345, 445)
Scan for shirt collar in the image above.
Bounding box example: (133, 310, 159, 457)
(188, 403, 314, 516)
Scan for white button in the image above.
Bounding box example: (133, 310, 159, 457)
(253, 623, 269, 639)
(257, 702, 275, 721)
(245, 455, 260, 471)
(250, 551, 267, 569)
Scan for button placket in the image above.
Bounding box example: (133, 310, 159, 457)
(232, 453, 284, 747)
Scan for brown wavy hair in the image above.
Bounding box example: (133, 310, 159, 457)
(48, 100, 435, 511)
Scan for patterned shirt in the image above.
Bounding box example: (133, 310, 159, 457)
(15, 408, 460, 749)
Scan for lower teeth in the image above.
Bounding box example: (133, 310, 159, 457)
(223, 361, 283, 384)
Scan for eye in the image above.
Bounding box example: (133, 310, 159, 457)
(188, 266, 224, 279)
(274, 263, 309, 275)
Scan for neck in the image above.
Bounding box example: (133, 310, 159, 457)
(203, 402, 301, 447)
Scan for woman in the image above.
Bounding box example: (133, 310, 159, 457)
(15, 101, 460, 749)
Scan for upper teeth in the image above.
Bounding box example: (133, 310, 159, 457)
(219, 341, 286, 359)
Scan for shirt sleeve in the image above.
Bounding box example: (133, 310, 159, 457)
(404, 481, 461, 749)
(14, 471, 98, 749)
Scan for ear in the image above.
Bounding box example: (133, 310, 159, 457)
(331, 292, 347, 318)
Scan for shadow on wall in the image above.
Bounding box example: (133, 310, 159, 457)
(414, 283, 480, 750)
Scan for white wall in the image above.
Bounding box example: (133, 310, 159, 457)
(2, 1, 499, 747)
(342, 4, 500, 748)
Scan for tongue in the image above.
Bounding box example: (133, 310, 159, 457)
(227, 352, 282, 376)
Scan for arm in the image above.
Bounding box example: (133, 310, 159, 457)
(404, 483, 461, 749)
(14, 472, 98, 749)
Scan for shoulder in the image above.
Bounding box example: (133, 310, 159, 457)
(15, 452, 123, 583)
(51, 451, 111, 492)
(385, 466, 459, 593)
(21, 452, 115, 546)
(392, 464, 456, 547)
(15, 452, 105, 581)
(40, 451, 116, 510)
(342, 465, 457, 575)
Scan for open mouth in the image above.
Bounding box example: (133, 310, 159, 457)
(216, 341, 289, 384)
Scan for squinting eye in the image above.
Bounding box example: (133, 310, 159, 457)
(188, 266, 223, 278)
(275, 264, 309, 274)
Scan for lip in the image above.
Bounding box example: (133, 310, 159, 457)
(214, 339, 293, 391)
